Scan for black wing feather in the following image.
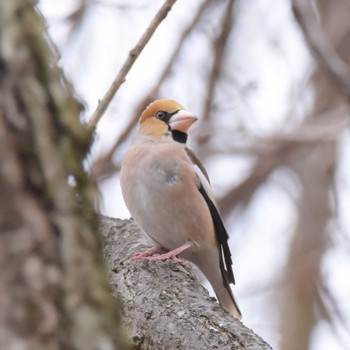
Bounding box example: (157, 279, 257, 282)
(185, 147, 235, 285)
(198, 183, 235, 285)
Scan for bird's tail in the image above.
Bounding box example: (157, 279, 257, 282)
(196, 251, 242, 319)
(216, 259, 242, 319)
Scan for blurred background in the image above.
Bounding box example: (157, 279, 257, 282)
(38, 0, 350, 349)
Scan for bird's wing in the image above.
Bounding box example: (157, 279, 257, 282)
(185, 147, 235, 285)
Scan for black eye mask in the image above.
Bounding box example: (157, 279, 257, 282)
(155, 109, 180, 123)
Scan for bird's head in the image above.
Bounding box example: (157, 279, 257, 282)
(138, 99, 198, 141)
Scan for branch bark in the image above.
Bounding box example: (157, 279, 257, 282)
(100, 215, 272, 350)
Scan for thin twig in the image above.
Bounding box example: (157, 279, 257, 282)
(292, 0, 350, 98)
(218, 145, 288, 219)
(197, 0, 235, 145)
(156, 0, 213, 90)
(319, 280, 350, 350)
(203, 0, 235, 122)
(87, 0, 178, 130)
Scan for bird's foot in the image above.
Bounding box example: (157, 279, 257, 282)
(142, 241, 193, 265)
(146, 251, 187, 265)
(131, 246, 165, 260)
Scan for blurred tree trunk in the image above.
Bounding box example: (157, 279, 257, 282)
(280, 143, 334, 349)
(281, 1, 350, 349)
(0, 1, 129, 349)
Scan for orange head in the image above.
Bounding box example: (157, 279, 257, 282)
(138, 99, 198, 138)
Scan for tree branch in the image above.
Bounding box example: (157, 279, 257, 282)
(292, 0, 350, 98)
(88, 0, 178, 130)
(100, 215, 272, 350)
(202, 0, 235, 122)
(197, 0, 235, 145)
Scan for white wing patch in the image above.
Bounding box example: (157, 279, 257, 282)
(192, 163, 217, 204)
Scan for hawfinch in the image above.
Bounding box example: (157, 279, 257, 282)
(120, 99, 241, 319)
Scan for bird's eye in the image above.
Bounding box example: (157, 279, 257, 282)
(156, 111, 166, 120)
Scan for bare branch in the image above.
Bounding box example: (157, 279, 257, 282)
(101, 216, 272, 350)
(155, 0, 213, 89)
(292, 0, 350, 98)
(218, 106, 347, 219)
(202, 0, 235, 122)
(198, 0, 235, 145)
(218, 143, 289, 219)
(87, 0, 178, 130)
(319, 280, 350, 349)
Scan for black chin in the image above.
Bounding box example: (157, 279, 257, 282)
(171, 130, 188, 144)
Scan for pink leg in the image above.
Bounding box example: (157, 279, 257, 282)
(146, 241, 193, 265)
(132, 246, 165, 260)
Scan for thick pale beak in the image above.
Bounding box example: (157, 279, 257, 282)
(169, 110, 198, 133)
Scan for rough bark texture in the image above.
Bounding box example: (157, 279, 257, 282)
(0, 1, 129, 349)
(100, 215, 272, 350)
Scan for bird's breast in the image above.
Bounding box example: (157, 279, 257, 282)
(120, 141, 214, 252)
(121, 148, 183, 216)
(152, 162, 181, 186)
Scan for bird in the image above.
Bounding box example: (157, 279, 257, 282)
(120, 99, 241, 319)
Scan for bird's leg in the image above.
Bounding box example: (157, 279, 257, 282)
(132, 246, 165, 260)
(146, 241, 193, 264)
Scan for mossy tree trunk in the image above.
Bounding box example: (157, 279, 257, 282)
(0, 1, 129, 349)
